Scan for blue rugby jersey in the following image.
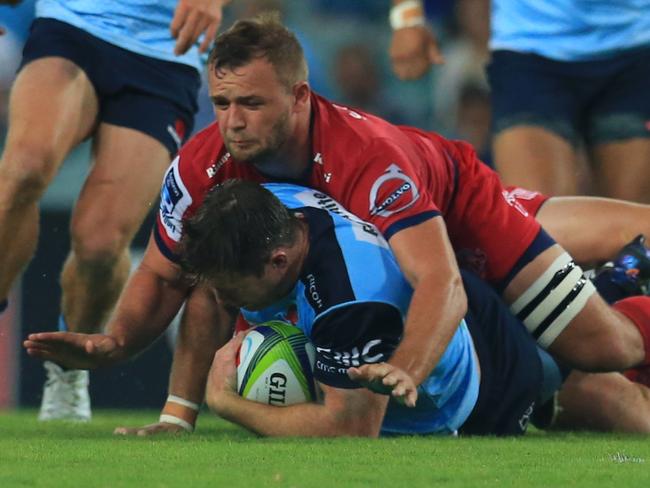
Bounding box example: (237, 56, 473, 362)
(36, 0, 201, 70)
(241, 183, 479, 435)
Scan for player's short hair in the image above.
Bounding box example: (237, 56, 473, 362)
(208, 12, 308, 91)
(180, 179, 301, 280)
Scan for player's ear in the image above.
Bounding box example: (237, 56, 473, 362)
(292, 81, 310, 111)
(270, 251, 289, 271)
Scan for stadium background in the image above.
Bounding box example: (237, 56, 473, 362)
(0, 0, 491, 409)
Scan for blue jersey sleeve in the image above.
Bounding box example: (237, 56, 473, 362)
(310, 302, 403, 388)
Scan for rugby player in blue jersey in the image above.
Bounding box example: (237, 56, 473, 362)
(0, 0, 229, 421)
(182, 180, 554, 436)
(172, 179, 650, 437)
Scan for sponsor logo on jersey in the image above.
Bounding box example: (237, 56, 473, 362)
(316, 340, 384, 368)
(294, 190, 388, 248)
(332, 103, 367, 121)
(369, 164, 420, 217)
(306, 273, 324, 310)
(502, 188, 537, 217)
(159, 157, 193, 242)
(206, 152, 231, 178)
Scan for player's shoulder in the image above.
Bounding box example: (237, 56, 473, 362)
(313, 94, 453, 161)
(177, 122, 224, 166)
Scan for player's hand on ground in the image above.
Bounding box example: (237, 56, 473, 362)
(389, 25, 443, 80)
(205, 331, 246, 411)
(23, 332, 119, 370)
(348, 362, 418, 407)
(113, 422, 188, 436)
(171, 0, 228, 55)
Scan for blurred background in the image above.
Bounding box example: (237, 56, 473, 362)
(0, 0, 493, 409)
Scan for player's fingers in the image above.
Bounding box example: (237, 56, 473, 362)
(170, 2, 189, 38)
(428, 43, 444, 65)
(354, 363, 392, 382)
(381, 371, 402, 387)
(199, 21, 219, 53)
(405, 387, 418, 407)
(113, 426, 137, 435)
(174, 10, 202, 55)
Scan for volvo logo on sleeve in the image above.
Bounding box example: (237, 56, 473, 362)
(369, 164, 420, 217)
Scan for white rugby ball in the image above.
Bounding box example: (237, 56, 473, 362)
(237, 321, 317, 406)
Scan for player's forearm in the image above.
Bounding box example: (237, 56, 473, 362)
(167, 287, 235, 404)
(209, 390, 385, 438)
(106, 268, 189, 361)
(389, 269, 467, 385)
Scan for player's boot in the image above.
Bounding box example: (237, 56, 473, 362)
(38, 361, 91, 422)
(592, 235, 650, 303)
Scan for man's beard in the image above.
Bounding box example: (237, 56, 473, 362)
(226, 112, 291, 174)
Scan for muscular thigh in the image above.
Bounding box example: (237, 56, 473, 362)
(71, 123, 170, 248)
(4, 57, 98, 176)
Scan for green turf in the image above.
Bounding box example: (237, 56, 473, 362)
(0, 410, 648, 487)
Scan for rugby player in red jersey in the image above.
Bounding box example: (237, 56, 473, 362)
(24, 14, 650, 433)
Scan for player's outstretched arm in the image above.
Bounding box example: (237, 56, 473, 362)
(357, 217, 467, 405)
(206, 332, 389, 437)
(171, 0, 231, 55)
(115, 285, 236, 436)
(104, 236, 192, 359)
(26, 236, 190, 370)
(389, 0, 444, 80)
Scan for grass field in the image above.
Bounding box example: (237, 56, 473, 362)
(1, 410, 648, 487)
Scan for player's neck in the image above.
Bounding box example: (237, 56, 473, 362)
(254, 105, 312, 180)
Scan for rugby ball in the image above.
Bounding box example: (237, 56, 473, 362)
(236, 321, 317, 406)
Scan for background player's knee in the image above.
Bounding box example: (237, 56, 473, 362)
(0, 144, 61, 205)
(70, 218, 131, 270)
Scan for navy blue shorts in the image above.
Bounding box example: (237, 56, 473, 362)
(20, 18, 201, 155)
(459, 270, 548, 436)
(488, 48, 650, 146)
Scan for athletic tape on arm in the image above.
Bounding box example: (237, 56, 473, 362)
(510, 252, 596, 348)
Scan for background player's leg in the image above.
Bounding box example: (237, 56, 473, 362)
(592, 139, 650, 203)
(60, 123, 170, 332)
(493, 127, 581, 196)
(554, 371, 650, 433)
(0, 58, 98, 304)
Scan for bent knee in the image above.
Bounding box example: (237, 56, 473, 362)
(0, 145, 61, 202)
(70, 225, 132, 266)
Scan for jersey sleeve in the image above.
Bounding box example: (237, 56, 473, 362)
(154, 150, 203, 262)
(343, 137, 442, 241)
(310, 302, 404, 389)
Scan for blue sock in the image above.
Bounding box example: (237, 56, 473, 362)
(58, 315, 69, 332)
(0, 299, 7, 314)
